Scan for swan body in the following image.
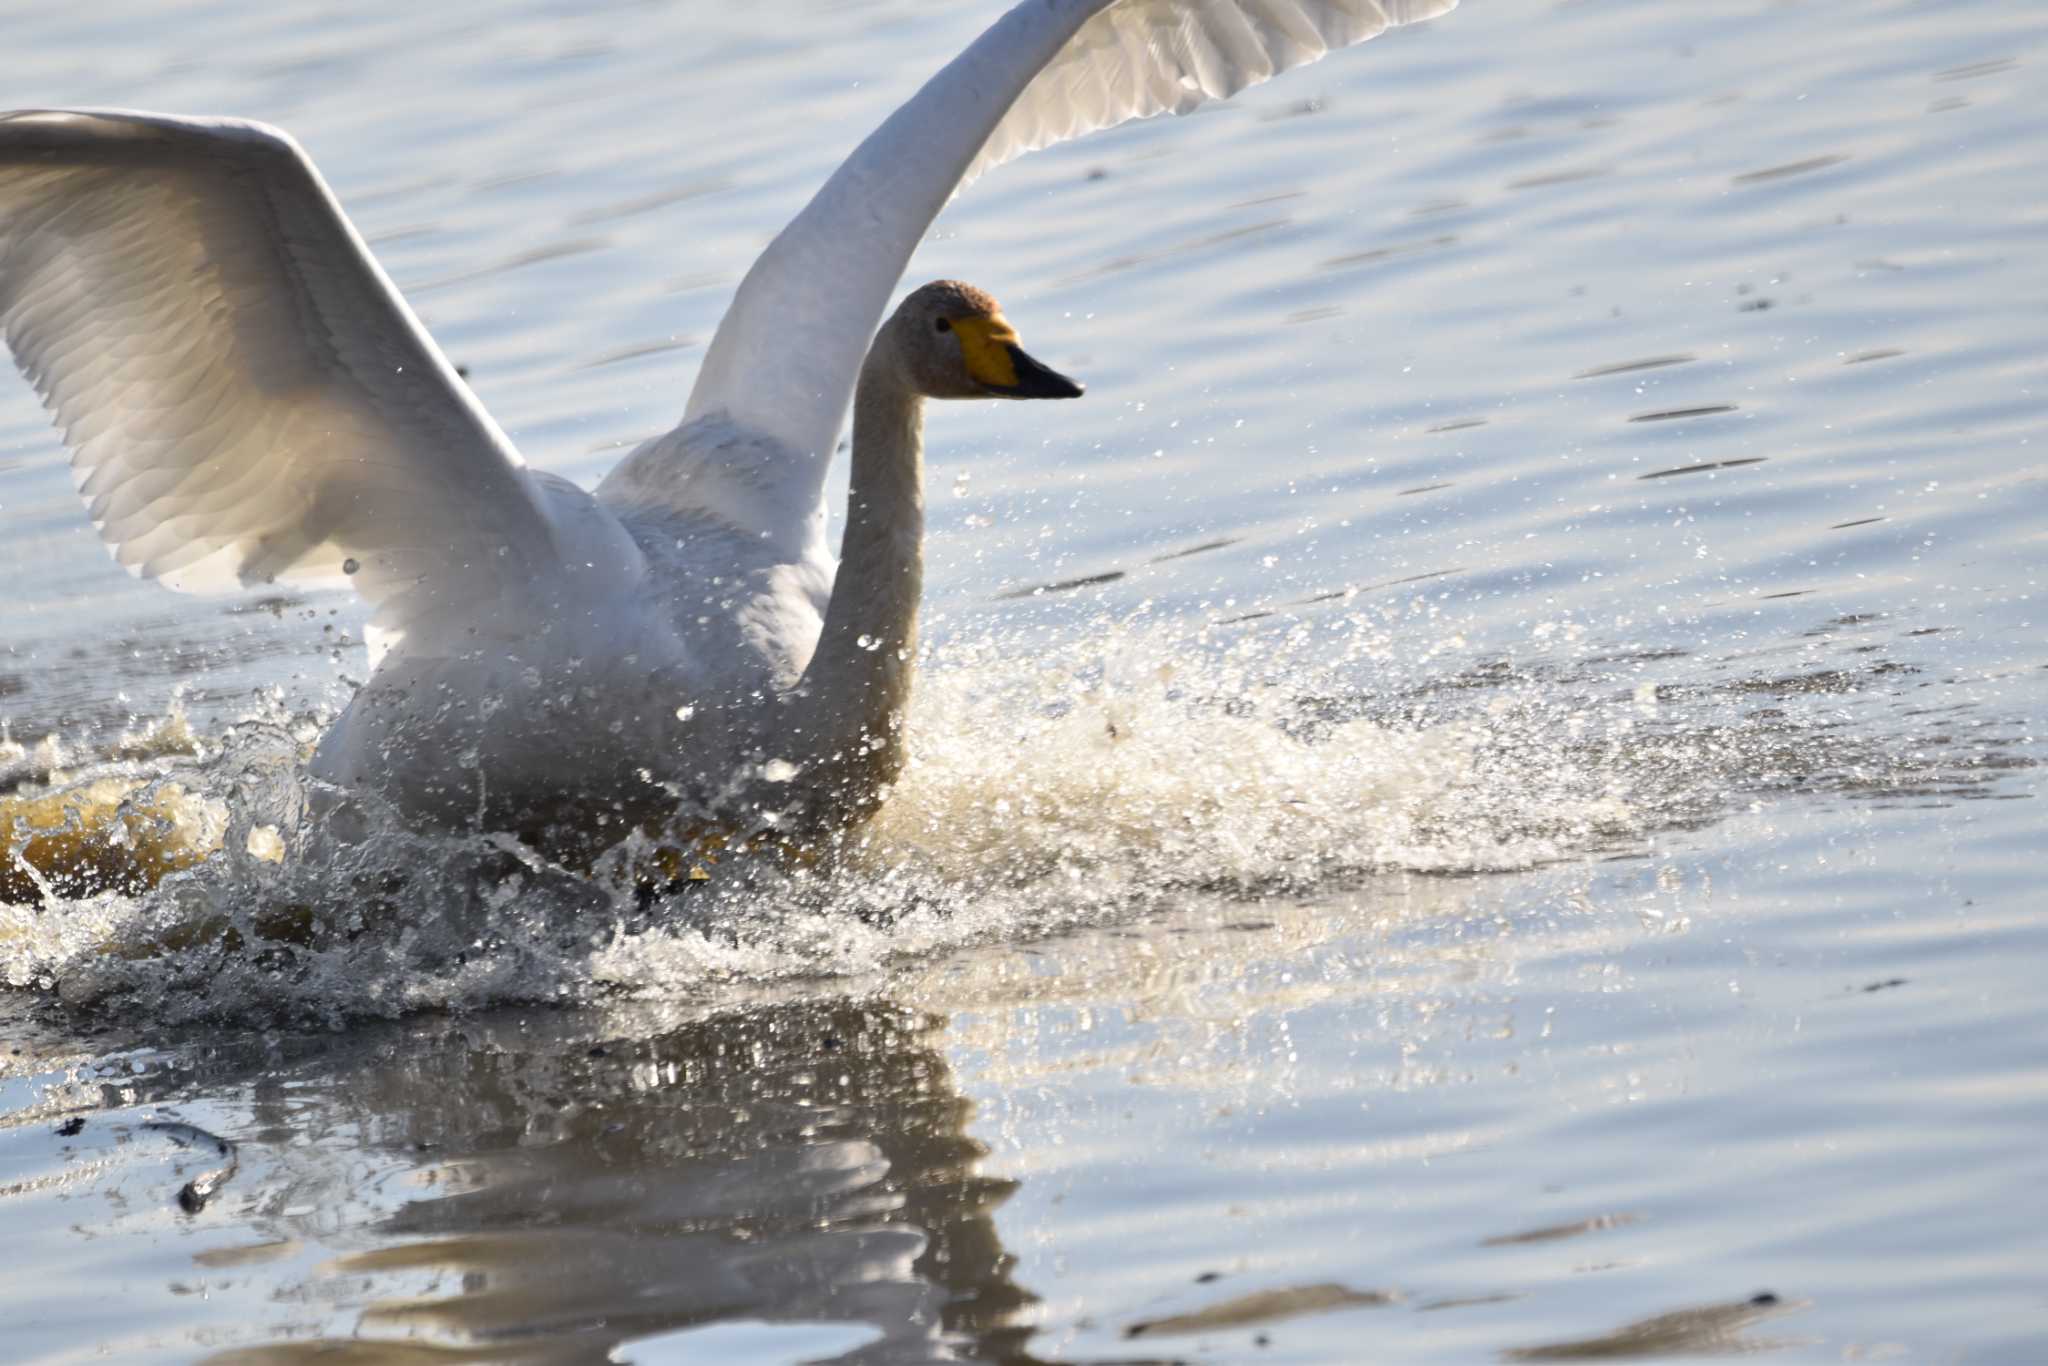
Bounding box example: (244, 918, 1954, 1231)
(0, 0, 1456, 837)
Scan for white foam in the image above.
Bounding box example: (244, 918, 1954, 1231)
(0, 614, 1753, 1026)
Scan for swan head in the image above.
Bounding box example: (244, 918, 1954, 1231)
(888, 280, 1083, 401)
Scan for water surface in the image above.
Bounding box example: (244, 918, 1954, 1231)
(3, 0, 2045, 1360)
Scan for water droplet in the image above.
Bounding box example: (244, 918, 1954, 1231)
(674, 704, 695, 722)
(341, 557, 360, 576)
(857, 634, 880, 651)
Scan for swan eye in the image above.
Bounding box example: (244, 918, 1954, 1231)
(934, 317, 952, 333)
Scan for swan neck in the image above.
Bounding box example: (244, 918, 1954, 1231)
(795, 340, 925, 815)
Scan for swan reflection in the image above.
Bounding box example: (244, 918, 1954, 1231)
(192, 1000, 1042, 1364)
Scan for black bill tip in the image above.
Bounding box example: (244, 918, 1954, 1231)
(1000, 343, 1084, 399)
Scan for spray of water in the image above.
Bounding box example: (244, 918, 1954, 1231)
(0, 610, 1997, 1027)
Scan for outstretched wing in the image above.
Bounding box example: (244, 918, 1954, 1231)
(0, 109, 561, 627)
(681, 0, 1457, 515)
(964, 0, 1456, 183)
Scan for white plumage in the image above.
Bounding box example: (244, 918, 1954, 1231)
(0, 0, 1456, 835)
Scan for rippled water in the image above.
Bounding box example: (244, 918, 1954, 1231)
(3, 0, 2045, 1360)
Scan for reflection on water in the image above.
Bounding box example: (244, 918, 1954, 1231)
(64, 1002, 1044, 1365)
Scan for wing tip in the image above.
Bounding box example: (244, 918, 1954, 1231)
(0, 108, 300, 163)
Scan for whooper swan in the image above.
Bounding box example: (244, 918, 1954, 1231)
(0, 0, 1456, 841)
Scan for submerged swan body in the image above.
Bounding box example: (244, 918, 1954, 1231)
(0, 0, 1456, 838)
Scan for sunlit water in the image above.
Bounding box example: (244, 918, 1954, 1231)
(3, 0, 2045, 1360)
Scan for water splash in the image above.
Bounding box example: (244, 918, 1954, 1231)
(0, 613, 2017, 1027)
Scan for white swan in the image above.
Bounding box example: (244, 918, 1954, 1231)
(0, 0, 1456, 841)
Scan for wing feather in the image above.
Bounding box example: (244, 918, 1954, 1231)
(679, 0, 1456, 528)
(966, 0, 1460, 180)
(0, 109, 561, 625)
